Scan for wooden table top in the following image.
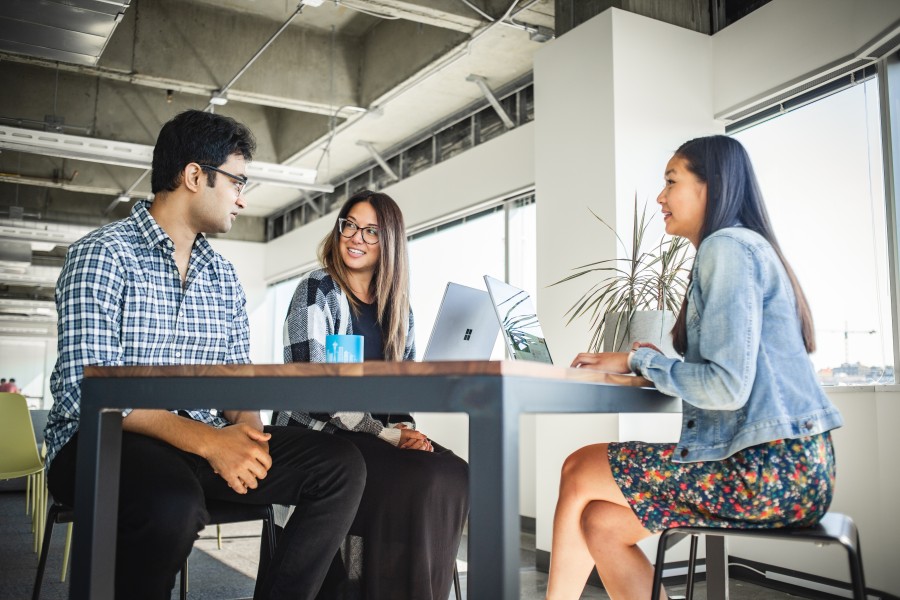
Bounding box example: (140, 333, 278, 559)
(84, 360, 654, 387)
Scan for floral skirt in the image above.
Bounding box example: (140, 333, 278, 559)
(608, 432, 835, 533)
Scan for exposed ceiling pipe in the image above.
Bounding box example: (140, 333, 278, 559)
(0, 53, 346, 117)
(285, 0, 540, 167)
(202, 2, 308, 111)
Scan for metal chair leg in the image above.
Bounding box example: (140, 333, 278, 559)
(180, 558, 189, 600)
(32, 504, 60, 600)
(60, 523, 73, 582)
(685, 534, 698, 600)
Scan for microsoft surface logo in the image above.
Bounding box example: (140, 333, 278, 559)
(463, 328, 473, 341)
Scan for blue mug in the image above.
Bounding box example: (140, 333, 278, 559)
(325, 334, 364, 363)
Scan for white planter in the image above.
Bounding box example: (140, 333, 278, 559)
(602, 310, 677, 356)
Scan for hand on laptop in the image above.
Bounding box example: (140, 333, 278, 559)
(571, 352, 630, 373)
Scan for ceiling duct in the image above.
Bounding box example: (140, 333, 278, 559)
(0, 0, 132, 67)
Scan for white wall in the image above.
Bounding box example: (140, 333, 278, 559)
(712, 0, 900, 118)
(208, 238, 272, 363)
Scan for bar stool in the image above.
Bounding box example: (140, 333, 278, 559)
(650, 512, 867, 600)
(33, 499, 276, 600)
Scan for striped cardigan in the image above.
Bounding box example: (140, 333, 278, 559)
(274, 269, 416, 444)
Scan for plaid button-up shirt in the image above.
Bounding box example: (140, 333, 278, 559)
(44, 200, 250, 466)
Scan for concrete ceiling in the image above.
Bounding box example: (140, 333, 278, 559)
(0, 0, 552, 331)
(0, 0, 770, 335)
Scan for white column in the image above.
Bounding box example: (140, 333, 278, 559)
(533, 7, 721, 554)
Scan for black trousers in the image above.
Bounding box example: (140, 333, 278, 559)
(273, 430, 468, 600)
(47, 425, 366, 600)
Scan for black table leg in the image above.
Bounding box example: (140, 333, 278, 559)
(70, 405, 122, 600)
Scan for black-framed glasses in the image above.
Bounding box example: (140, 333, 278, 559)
(337, 218, 379, 244)
(199, 164, 249, 195)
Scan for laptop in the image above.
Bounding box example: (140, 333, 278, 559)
(422, 282, 501, 361)
(483, 275, 553, 364)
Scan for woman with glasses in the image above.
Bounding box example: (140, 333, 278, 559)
(274, 190, 469, 600)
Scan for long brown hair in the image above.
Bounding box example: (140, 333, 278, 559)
(319, 190, 411, 361)
(671, 136, 815, 355)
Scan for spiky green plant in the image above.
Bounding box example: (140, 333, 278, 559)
(552, 196, 692, 352)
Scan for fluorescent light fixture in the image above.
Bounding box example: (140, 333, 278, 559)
(209, 92, 229, 106)
(300, 0, 325, 6)
(0, 125, 333, 193)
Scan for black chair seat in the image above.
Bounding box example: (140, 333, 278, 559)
(650, 512, 867, 600)
(33, 500, 276, 600)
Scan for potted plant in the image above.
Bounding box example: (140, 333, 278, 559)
(553, 196, 692, 355)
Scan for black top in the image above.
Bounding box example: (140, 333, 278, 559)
(349, 297, 384, 361)
(350, 296, 412, 426)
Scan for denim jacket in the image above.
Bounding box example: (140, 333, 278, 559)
(628, 226, 843, 463)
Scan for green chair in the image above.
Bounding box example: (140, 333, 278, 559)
(0, 393, 46, 550)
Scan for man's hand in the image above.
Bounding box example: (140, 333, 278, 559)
(204, 424, 273, 494)
(223, 410, 268, 455)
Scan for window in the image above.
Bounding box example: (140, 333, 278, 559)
(348, 171, 371, 197)
(370, 155, 400, 191)
(477, 94, 516, 145)
(408, 194, 537, 359)
(437, 118, 473, 163)
(268, 274, 304, 361)
(403, 138, 434, 179)
(732, 78, 894, 384)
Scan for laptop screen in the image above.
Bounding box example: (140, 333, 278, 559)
(422, 282, 500, 361)
(483, 275, 553, 364)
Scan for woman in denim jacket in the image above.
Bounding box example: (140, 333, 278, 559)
(546, 136, 844, 600)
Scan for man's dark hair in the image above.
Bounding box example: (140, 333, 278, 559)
(151, 110, 256, 194)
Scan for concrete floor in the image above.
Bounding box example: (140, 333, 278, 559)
(1, 490, 803, 600)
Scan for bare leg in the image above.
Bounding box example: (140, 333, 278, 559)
(546, 443, 663, 600)
(581, 501, 663, 600)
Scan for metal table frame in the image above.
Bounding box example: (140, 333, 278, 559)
(68, 360, 714, 599)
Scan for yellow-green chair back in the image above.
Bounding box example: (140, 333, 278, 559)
(0, 393, 44, 481)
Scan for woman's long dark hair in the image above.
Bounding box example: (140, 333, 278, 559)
(320, 190, 411, 361)
(670, 135, 815, 355)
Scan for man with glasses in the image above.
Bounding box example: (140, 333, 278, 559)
(44, 109, 366, 600)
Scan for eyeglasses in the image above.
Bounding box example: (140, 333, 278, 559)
(337, 218, 379, 244)
(199, 164, 249, 195)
